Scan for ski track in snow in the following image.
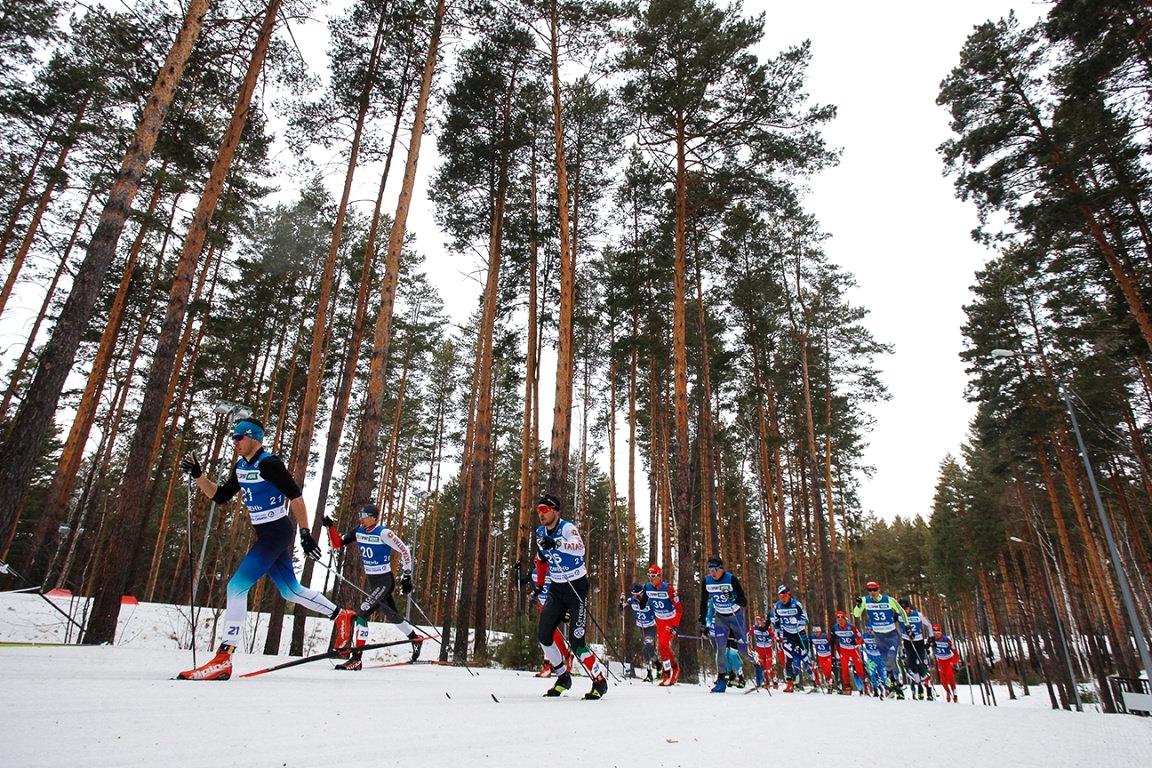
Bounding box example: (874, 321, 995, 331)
(2, 594, 1149, 767)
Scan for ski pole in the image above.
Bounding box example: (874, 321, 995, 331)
(407, 595, 476, 677)
(552, 559, 622, 683)
(311, 556, 372, 599)
(0, 561, 86, 634)
(185, 474, 197, 669)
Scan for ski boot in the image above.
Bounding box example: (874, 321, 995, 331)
(335, 657, 362, 671)
(643, 668, 654, 683)
(177, 647, 233, 681)
(668, 665, 681, 685)
(584, 675, 608, 700)
(711, 676, 727, 693)
(894, 686, 906, 700)
(544, 669, 572, 697)
(783, 678, 794, 693)
(733, 674, 746, 689)
(408, 632, 422, 663)
(332, 609, 356, 656)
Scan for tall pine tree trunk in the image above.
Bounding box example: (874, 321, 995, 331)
(83, 0, 281, 645)
(0, 0, 213, 547)
(349, 0, 445, 509)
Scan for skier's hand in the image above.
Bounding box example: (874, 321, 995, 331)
(856, 595, 865, 608)
(299, 528, 322, 560)
(400, 570, 414, 595)
(180, 454, 202, 479)
(321, 515, 336, 528)
(539, 536, 556, 550)
(698, 622, 708, 636)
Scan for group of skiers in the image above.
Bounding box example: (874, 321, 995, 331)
(172, 417, 960, 705)
(622, 563, 963, 701)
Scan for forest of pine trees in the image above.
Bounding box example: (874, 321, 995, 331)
(0, 0, 1148, 709)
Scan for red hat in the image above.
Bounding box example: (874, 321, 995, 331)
(647, 563, 661, 577)
(836, 610, 847, 619)
(933, 624, 943, 632)
(865, 580, 880, 590)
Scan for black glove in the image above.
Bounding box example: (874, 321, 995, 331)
(531, 584, 543, 599)
(321, 515, 336, 528)
(698, 622, 708, 636)
(857, 596, 865, 608)
(400, 570, 414, 594)
(539, 536, 556, 550)
(299, 528, 322, 560)
(180, 455, 202, 479)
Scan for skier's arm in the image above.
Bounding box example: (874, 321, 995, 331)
(325, 525, 356, 549)
(698, 582, 711, 623)
(891, 597, 909, 624)
(852, 596, 865, 619)
(797, 600, 809, 629)
(381, 528, 413, 572)
(558, 521, 586, 556)
(210, 465, 240, 504)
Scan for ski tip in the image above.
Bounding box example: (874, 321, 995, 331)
(490, 693, 499, 703)
(445, 691, 451, 699)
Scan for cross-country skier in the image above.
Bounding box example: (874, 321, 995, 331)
(810, 625, 835, 689)
(932, 624, 962, 702)
(176, 418, 353, 680)
(831, 610, 864, 694)
(898, 597, 934, 699)
(699, 556, 748, 693)
(770, 584, 809, 692)
(534, 494, 608, 699)
(749, 614, 775, 688)
(644, 562, 682, 686)
(852, 579, 908, 698)
(322, 503, 421, 670)
(862, 629, 886, 696)
(621, 583, 658, 680)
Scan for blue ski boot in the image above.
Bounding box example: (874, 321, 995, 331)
(711, 676, 728, 693)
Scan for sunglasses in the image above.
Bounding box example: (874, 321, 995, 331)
(230, 433, 246, 442)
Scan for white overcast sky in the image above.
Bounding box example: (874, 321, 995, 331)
(281, 0, 1052, 525)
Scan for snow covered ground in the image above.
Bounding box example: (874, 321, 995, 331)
(2, 592, 1150, 768)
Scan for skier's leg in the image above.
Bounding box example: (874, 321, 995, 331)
(267, 550, 338, 617)
(219, 535, 284, 650)
(537, 593, 567, 669)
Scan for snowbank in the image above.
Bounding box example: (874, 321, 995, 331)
(1, 592, 1149, 768)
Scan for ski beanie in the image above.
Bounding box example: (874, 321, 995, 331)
(233, 418, 264, 442)
(706, 556, 723, 570)
(537, 493, 561, 510)
(777, 584, 789, 595)
(358, 503, 380, 519)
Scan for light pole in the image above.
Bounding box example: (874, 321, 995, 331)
(1009, 535, 1083, 711)
(991, 348, 1152, 687)
(190, 401, 252, 606)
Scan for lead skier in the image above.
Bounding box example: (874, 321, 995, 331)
(177, 418, 353, 680)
